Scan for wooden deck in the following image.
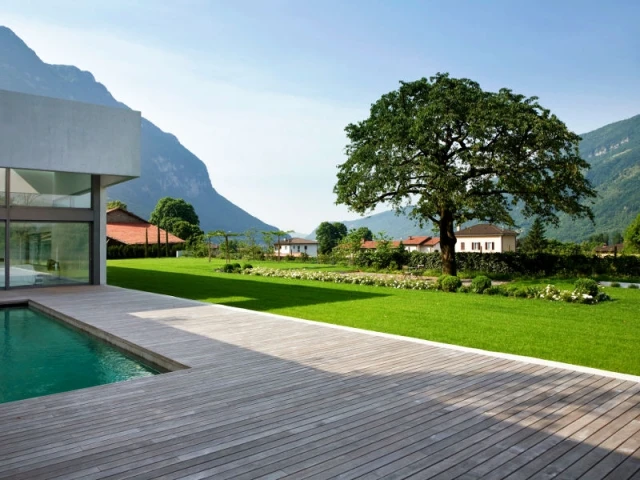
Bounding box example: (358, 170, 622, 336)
(0, 285, 639, 479)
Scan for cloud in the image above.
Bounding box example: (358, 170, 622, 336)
(3, 14, 368, 232)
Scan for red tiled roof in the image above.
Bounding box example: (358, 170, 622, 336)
(402, 236, 431, 246)
(107, 224, 185, 245)
(424, 237, 440, 246)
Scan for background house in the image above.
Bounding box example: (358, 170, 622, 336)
(454, 224, 517, 253)
(402, 236, 441, 253)
(106, 207, 185, 246)
(275, 238, 319, 257)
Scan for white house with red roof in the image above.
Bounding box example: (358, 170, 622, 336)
(274, 238, 319, 257)
(454, 224, 517, 253)
(402, 235, 441, 253)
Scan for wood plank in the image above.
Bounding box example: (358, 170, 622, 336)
(0, 285, 638, 480)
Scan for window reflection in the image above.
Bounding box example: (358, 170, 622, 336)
(9, 222, 89, 287)
(10, 169, 91, 208)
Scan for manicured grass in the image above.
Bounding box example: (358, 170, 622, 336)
(108, 258, 640, 376)
(180, 257, 355, 272)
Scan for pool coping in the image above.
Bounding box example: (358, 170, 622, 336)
(0, 298, 190, 374)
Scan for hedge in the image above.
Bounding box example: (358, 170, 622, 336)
(107, 244, 181, 259)
(402, 251, 640, 277)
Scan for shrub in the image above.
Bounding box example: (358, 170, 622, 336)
(220, 263, 237, 273)
(483, 286, 504, 296)
(573, 278, 599, 297)
(440, 275, 462, 292)
(629, 284, 639, 289)
(471, 275, 492, 294)
(457, 285, 471, 293)
(242, 263, 253, 270)
(610, 282, 621, 288)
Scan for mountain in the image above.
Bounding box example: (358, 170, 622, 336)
(308, 115, 640, 242)
(543, 114, 640, 241)
(0, 26, 277, 233)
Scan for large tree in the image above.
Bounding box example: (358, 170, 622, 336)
(334, 73, 595, 275)
(150, 197, 200, 230)
(316, 222, 348, 254)
(624, 212, 640, 253)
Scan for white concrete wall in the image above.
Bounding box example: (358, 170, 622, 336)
(276, 244, 318, 257)
(0, 89, 140, 186)
(455, 236, 516, 253)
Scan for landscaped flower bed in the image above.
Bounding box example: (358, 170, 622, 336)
(226, 267, 611, 304)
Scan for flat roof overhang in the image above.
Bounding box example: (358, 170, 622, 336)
(0, 89, 140, 186)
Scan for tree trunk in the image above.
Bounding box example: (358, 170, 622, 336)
(438, 210, 457, 276)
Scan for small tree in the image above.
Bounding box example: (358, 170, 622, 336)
(316, 222, 348, 254)
(334, 73, 595, 275)
(520, 217, 548, 254)
(150, 197, 200, 231)
(271, 230, 293, 261)
(340, 228, 372, 264)
(624, 213, 640, 253)
(209, 230, 242, 263)
(107, 200, 127, 210)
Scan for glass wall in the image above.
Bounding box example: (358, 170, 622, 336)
(10, 169, 91, 208)
(0, 168, 5, 206)
(9, 222, 90, 287)
(0, 222, 5, 288)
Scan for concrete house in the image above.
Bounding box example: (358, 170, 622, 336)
(0, 89, 140, 288)
(454, 224, 517, 253)
(274, 238, 319, 257)
(106, 207, 185, 246)
(402, 236, 441, 253)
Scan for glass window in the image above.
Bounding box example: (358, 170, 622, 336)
(0, 168, 5, 206)
(0, 222, 5, 288)
(10, 169, 91, 208)
(10, 222, 90, 287)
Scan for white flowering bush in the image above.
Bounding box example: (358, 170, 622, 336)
(229, 268, 611, 304)
(241, 267, 437, 290)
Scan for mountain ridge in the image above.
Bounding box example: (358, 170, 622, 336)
(0, 26, 278, 233)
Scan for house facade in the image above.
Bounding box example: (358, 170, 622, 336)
(454, 224, 517, 253)
(106, 208, 185, 246)
(402, 236, 441, 253)
(0, 89, 140, 288)
(275, 238, 319, 257)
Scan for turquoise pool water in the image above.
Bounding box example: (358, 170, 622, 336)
(0, 306, 161, 404)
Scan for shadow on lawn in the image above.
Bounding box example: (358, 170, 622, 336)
(107, 266, 389, 311)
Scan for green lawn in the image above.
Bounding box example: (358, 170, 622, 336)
(107, 258, 640, 376)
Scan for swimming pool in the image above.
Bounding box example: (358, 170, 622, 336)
(0, 305, 161, 404)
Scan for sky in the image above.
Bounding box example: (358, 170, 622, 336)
(1, 0, 639, 233)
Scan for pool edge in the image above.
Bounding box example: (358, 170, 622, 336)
(21, 300, 190, 373)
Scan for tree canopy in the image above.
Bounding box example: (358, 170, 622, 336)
(334, 73, 596, 275)
(107, 200, 127, 210)
(624, 213, 640, 253)
(316, 222, 348, 254)
(150, 197, 200, 229)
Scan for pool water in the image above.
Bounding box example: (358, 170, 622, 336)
(0, 306, 161, 404)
